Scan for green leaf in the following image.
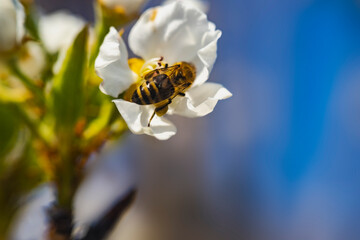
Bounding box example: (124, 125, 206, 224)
(83, 100, 113, 140)
(51, 26, 88, 135)
(0, 104, 20, 159)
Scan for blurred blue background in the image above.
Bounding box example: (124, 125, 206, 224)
(33, 0, 360, 239)
(207, 0, 360, 239)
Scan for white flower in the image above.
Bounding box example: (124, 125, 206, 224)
(98, 0, 147, 16)
(0, 0, 25, 52)
(39, 10, 86, 54)
(38, 10, 87, 73)
(95, 2, 232, 140)
(18, 42, 46, 79)
(163, 0, 209, 13)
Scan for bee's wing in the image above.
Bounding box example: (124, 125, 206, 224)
(144, 64, 180, 80)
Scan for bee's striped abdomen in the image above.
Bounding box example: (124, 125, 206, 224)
(148, 81, 159, 102)
(131, 83, 152, 105)
(131, 74, 175, 105)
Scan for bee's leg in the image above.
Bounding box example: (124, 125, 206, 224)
(157, 56, 164, 67)
(178, 92, 185, 97)
(147, 99, 171, 127)
(148, 110, 156, 127)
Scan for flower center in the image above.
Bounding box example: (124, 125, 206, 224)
(139, 57, 168, 78)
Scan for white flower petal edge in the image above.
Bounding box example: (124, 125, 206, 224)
(113, 99, 177, 140)
(128, 1, 221, 85)
(13, 0, 25, 44)
(168, 82, 232, 117)
(95, 27, 136, 98)
(163, 0, 209, 14)
(192, 28, 221, 86)
(39, 11, 87, 73)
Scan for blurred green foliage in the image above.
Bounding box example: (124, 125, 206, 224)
(0, 104, 20, 158)
(0, 0, 138, 238)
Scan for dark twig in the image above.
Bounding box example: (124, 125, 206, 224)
(47, 203, 73, 239)
(77, 188, 136, 240)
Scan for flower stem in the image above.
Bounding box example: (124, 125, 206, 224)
(8, 103, 50, 148)
(7, 60, 45, 105)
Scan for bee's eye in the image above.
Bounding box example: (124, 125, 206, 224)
(153, 74, 169, 87)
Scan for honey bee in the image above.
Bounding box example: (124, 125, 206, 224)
(128, 61, 196, 127)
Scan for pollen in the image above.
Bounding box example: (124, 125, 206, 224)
(139, 57, 167, 77)
(118, 28, 124, 37)
(150, 9, 158, 22)
(114, 5, 126, 15)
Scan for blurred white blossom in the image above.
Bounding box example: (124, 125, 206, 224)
(163, 0, 209, 13)
(95, 1, 231, 140)
(38, 10, 87, 73)
(18, 41, 46, 79)
(10, 185, 55, 240)
(0, 0, 25, 52)
(39, 10, 86, 54)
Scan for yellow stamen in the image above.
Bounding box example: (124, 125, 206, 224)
(128, 58, 145, 76)
(150, 9, 158, 22)
(118, 28, 124, 37)
(114, 6, 126, 15)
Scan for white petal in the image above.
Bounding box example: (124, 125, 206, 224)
(113, 99, 177, 140)
(192, 28, 221, 86)
(95, 27, 136, 98)
(168, 82, 232, 117)
(163, 0, 209, 13)
(129, 1, 221, 86)
(39, 10, 85, 53)
(128, 2, 210, 62)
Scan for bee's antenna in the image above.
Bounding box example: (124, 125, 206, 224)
(148, 110, 156, 127)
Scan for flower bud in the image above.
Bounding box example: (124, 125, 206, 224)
(0, 0, 25, 53)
